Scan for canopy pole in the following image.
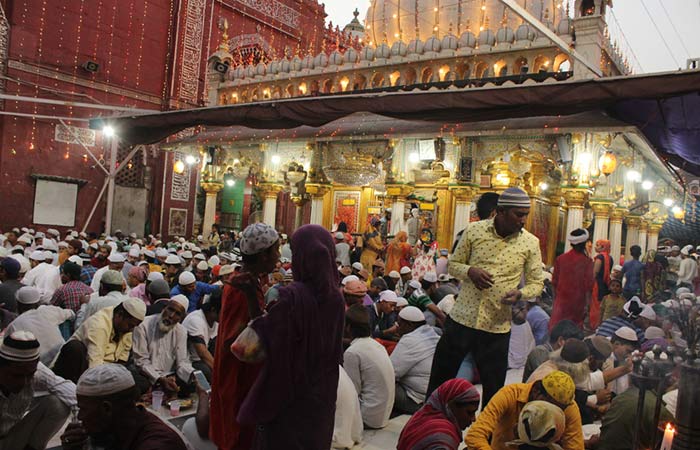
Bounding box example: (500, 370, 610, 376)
(81, 178, 109, 234)
(105, 137, 118, 236)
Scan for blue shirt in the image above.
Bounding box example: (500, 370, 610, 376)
(596, 316, 645, 343)
(526, 305, 551, 346)
(170, 282, 219, 312)
(621, 259, 644, 294)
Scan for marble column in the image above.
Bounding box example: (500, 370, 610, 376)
(449, 186, 476, 242)
(292, 195, 308, 230)
(624, 215, 642, 261)
(609, 208, 627, 264)
(201, 182, 223, 234)
(305, 183, 331, 226)
(647, 222, 663, 253)
(590, 201, 614, 244)
(562, 188, 590, 250)
(257, 183, 283, 226)
(637, 220, 648, 256)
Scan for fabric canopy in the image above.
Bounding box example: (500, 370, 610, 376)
(94, 70, 700, 175)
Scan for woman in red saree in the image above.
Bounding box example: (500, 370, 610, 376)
(591, 239, 613, 329)
(385, 231, 412, 274)
(397, 378, 480, 450)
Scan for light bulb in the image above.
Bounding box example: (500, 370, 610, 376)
(539, 182, 549, 191)
(641, 180, 653, 190)
(663, 198, 674, 207)
(271, 155, 281, 165)
(102, 125, 115, 137)
(671, 206, 682, 214)
(626, 170, 641, 182)
(226, 179, 235, 187)
(409, 152, 420, 163)
(185, 155, 197, 165)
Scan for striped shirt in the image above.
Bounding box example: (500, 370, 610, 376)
(596, 316, 645, 342)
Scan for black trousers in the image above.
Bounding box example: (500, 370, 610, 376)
(427, 316, 510, 408)
(52, 340, 88, 383)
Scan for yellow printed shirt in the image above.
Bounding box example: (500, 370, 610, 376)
(70, 305, 133, 367)
(448, 219, 544, 334)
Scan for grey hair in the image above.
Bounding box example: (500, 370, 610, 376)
(549, 348, 591, 385)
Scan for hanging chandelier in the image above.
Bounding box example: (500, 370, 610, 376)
(323, 154, 381, 186)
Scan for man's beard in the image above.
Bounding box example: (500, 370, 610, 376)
(158, 318, 176, 333)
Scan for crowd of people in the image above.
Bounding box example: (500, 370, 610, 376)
(0, 185, 698, 450)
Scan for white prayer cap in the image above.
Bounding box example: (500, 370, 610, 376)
(399, 266, 412, 275)
(396, 297, 409, 308)
(194, 253, 206, 261)
(155, 248, 169, 258)
(197, 235, 204, 242)
(196, 261, 209, 271)
(0, 331, 40, 362)
(239, 223, 279, 256)
(17, 234, 33, 245)
(388, 270, 400, 279)
(399, 306, 425, 322)
(408, 280, 421, 289)
(341, 275, 360, 286)
(191, 246, 201, 253)
(79, 231, 87, 238)
(170, 295, 189, 312)
(219, 265, 236, 276)
(612, 265, 623, 272)
(422, 272, 438, 283)
(15, 286, 41, 305)
(179, 271, 196, 285)
(164, 255, 181, 265)
(77, 364, 136, 397)
(622, 296, 642, 316)
(352, 262, 364, 271)
(35, 231, 45, 239)
(137, 260, 149, 268)
(43, 251, 55, 262)
(208, 255, 220, 267)
(639, 305, 657, 321)
(29, 250, 45, 261)
(21, 227, 28, 233)
(58, 241, 69, 248)
(567, 228, 589, 245)
(114, 229, 122, 234)
(89, 242, 99, 250)
(129, 232, 137, 239)
(676, 287, 691, 296)
(43, 241, 57, 251)
(671, 245, 680, 251)
(335, 232, 345, 240)
(147, 271, 164, 282)
(144, 249, 155, 259)
(47, 228, 60, 237)
(681, 245, 693, 256)
(107, 253, 126, 263)
(379, 290, 398, 303)
(438, 294, 456, 314)
(180, 251, 193, 259)
(281, 233, 288, 240)
(135, 239, 143, 245)
(645, 326, 665, 340)
(68, 255, 84, 267)
(122, 298, 146, 321)
(128, 248, 140, 257)
(614, 326, 638, 342)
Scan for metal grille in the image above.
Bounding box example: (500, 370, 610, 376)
(115, 144, 144, 187)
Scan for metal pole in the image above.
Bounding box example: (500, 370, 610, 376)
(0, 93, 155, 113)
(105, 138, 118, 236)
(81, 178, 109, 233)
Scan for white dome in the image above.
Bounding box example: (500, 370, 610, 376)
(255, 63, 266, 76)
(441, 34, 458, 50)
(315, 52, 330, 67)
(345, 48, 359, 64)
(234, 66, 246, 79)
(279, 58, 291, 73)
(360, 46, 375, 61)
(301, 55, 314, 70)
(424, 36, 441, 53)
(376, 43, 391, 59)
(327, 51, 342, 66)
(515, 24, 535, 42)
(407, 39, 424, 55)
(291, 56, 302, 72)
(268, 61, 279, 74)
(478, 29, 496, 47)
(245, 65, 256, 77)
(364, 0, 556, 47)
(496, 27, 515, 44)
(458, 31, 477, 48)
(391, 41, 408, 57)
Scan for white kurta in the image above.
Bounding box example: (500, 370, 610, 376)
(132, 314, 194, 383)
(508, 321, 536, 370)
(22, 263, 61, 304)
(182, 309, 218, 362)
(390, 324, 440, 404)
(5, 305, 74, 366)
(332, 365, 364, 450)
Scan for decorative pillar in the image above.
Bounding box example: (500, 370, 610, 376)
(305, 183, 331, 226)
(562, 188, 590, 250)
(637, 220, 649, 256)
(589, 201, 614, 244)
(624, 215, 642, 261)
(201, 182, 223, 234)
(291, 195, 309, 230)
(386, 184, 414, 236)
(257, 182, 284, 226)
(449, 185, 477, 242)
(647, 222, 663, 254)
(609, 207, 627, 265)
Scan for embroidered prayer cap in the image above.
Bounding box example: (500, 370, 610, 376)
(644, 326, 665, 340)
(208, 255, 220, 268)
(379, 290, 398, 303)
(614, 326, 638, 342)
(193, 253, 206, 261)
(567, 228, 589, 245)
(0, 331, 40, 362)
(147, 271, 164, 282)
(219, 265, 235, 276)
(181, 251, 193, 259)
(107, 253, 125, 263)
(77, 364, 136, 397)
(585, 336, 613, 360)
(399, 266, 412, 275)
(196, 261, 209, 271)
(178, 271, 196, 286)
(388, 270, 400, 279)
(68, 255, 84, 267)
(508, 400, 566, 450)
(170, 295, 189, 312)
(15, 286, 41, 305)
(29, 250, 46, 261)
(639, 305, 656, 321)
(676, 287, 691, 296)
(341, 275, 360, 286)
(335, 232, 345, 240)
(101, 270, 124, 286)
(395, 297, 409, 308)
(541, 371, 575, 406)
(344, 280, 368, 296)
(128, 248, 140, 257)
(352, 262, 364, 271)
(422, 272, 438, 283)
(681, 245, 693, 256)
(497, 187, 531, 209)
(399, 306, 425, 323)
(122, 297, 146, 321)
(128, 266, 147, 283)
(239, 223, 279, 256)
(408, 280, 421, 289)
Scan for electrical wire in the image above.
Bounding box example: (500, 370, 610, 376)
(640, 0, 681, 68)
(656, 0, 692, 61)
(608, 9, 644, 73)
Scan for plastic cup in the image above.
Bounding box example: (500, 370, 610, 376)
(169, 400, 180, 417)
(151, 390, 164, 410)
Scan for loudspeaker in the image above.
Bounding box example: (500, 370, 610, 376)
(82, 60, 99, 73)
(213, 61, 229, 75)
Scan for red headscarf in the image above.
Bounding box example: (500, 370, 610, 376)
(398, 379, 480, 450)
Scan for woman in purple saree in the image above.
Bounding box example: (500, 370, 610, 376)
(238, 224, 345, 450)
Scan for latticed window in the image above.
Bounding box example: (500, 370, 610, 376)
(115, 144, 145, 188)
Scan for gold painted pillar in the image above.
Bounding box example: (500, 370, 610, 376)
(545, 190, 562, 266)
(449, 185, 477, 242)
(609, 207, 627, 264)
(257, 182, 284, 226)
(435, 186, 452, 250)
(562, 188, 590, 250)
(201, 182, 223, 233)
(305, 183, 332, 226)
(624, 215, 642, 261)
(647, 221, 663, 253)
(291, 195, 309, 230)
(590, 201, 615, 244)
(637, 220, 649, 256)
(386, 184, 414, 235)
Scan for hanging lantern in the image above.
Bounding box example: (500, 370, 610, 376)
(599, 151, 617, 176)
(173, 160, 186, 174)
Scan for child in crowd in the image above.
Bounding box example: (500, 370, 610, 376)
(600, 279, 625, 322)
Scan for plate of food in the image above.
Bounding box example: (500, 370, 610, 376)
(167, 398, 194, 410)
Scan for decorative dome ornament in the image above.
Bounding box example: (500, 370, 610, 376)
(599, 151, 617, 176)
(323, 154, 382, 186)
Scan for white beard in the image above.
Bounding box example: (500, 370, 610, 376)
(158, 318, 176, 334)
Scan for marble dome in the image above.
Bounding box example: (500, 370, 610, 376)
(364, 0, 557, 47)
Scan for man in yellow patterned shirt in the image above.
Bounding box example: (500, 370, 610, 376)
(428, 187, 544, 408)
